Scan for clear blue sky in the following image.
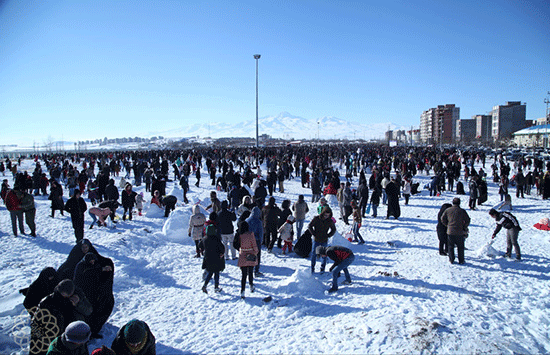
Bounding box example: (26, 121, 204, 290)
(1, 0, 549, 146)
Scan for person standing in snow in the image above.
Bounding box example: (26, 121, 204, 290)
(292, 194, 309, 239)
(489, 208, 521, 261)
(200, 224, 225, 293)
(64, 190, 88, 242)
(188, 205, 206, 258)
(218, 200, 237, 260)
(441, 197, 470, 264)
(246, 206, 264, 277)
(308, 206, 336, 274)
(278, 215, 295, 254)
(121, 183, 137, 221)
(316, 245, 354, 293)
(236, 221, 258, 298)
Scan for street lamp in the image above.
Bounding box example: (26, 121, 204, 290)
(254, 54, 261, 148)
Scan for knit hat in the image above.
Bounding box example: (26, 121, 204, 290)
(63, 321, 91, 344)
(124, 319, 146, 344)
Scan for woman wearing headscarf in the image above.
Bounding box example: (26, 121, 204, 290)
(22, 267, 60, 316)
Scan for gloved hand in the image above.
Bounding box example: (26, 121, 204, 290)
(491, 234, 496, 239)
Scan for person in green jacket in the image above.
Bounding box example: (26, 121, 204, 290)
(46, 321, 91, 355)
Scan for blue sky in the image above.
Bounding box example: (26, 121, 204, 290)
(1, 0, 549, 146)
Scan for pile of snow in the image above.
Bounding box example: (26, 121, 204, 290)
(161, 209, 192, 243)
(277, 268, 326, 296)
(330, 231, 353, 248)
(145, 204, 165, 218)
(476, 240, 500, 258)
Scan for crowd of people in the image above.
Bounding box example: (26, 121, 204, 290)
(1, 143, 543, 353)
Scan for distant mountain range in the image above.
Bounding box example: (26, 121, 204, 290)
(146, 112, 408, 141)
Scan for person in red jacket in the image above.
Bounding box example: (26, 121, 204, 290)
(316, 245, 355, 293)
(5, 188, 25, 236)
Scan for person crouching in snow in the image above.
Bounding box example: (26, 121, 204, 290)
(278, 215, 295, 254)
(316, 245, 355, 293)
(89, 206, 111, 228)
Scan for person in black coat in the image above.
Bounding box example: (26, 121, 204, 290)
(200, 225, 225, 293)
(73, 252, 115, 337)
(179, 175, 189, 204)
(31, 280, 93, 355)
(357, 181, 369, 218)
(217, 200, 237, 260)
(105, 179, 119, 202)
(64, 190, 88, 242)
(437, 203, 452, 256)
(49, 180, 64, 217)
(21, 267, 60, 317)
(385, 178, 401, 220)
(121, 183, 137, 221)
(111, 319, 156, 355)
(253, 180, 268, 208)
(161, 195, 177, 217)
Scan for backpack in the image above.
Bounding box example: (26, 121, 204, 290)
(294, 229, 312, 258)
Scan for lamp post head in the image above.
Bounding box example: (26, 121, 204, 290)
(254, 54, 261, 59)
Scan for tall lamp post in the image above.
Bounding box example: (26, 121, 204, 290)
(544, 92, 550, 149)
(254, 54, 261, 148)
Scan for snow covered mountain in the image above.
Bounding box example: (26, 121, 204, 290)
(147, 112, 407, 141)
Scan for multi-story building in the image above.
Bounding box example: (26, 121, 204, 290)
(456, 119, 476, 144)
(420, 104, 459, 144)
(473, 114, 492, 142)
(491, 101, 526, 141)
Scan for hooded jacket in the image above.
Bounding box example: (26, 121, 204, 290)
(188, 205, 206, 241)
(307, 206, 336, 243)
(246, 206, 264, 245)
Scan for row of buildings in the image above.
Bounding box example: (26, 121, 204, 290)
(386, 100, 550, 147)
(420, 101, 530, 145)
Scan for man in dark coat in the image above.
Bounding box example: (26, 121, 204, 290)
(441, 198, 470, 264)
(218, 200, 237, 260)
(385, 178, 401, 220)
(436, 203, 452, 256)
(121, 183, 137, 221)
(104, 179, 119, 202)
(64, 190, 87, 242)
(111, 319, 156, 355)
(357, 181, 369, 218)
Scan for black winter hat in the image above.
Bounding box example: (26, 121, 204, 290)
(124, 319, 146, 344)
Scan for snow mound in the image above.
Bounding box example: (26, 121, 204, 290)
(277, 268, 326, 295)
(476, 241, 499, 258)
(166, 185, 182, 198)
(325, 194, 338, 207)
(161, 209, 193, 244)
(145, 204, 165, 218)
(330, 232, 353, 248)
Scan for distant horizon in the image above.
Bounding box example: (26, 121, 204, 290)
(1, 1, 548, 146)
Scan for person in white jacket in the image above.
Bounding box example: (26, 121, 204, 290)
(278, 215, 295, 254)
(403, 177, 412, 205)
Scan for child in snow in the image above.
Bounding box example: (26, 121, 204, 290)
(278, 215, 295, 254)
(351, 201, 365, 244)
(136, 192, 144, 216)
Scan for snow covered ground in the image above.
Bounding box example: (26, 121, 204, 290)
(1, 158, 549, 354)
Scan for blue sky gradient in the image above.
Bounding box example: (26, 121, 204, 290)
(1, 0, 549, 146)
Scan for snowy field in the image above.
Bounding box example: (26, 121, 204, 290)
(1, 158, 549, 354)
